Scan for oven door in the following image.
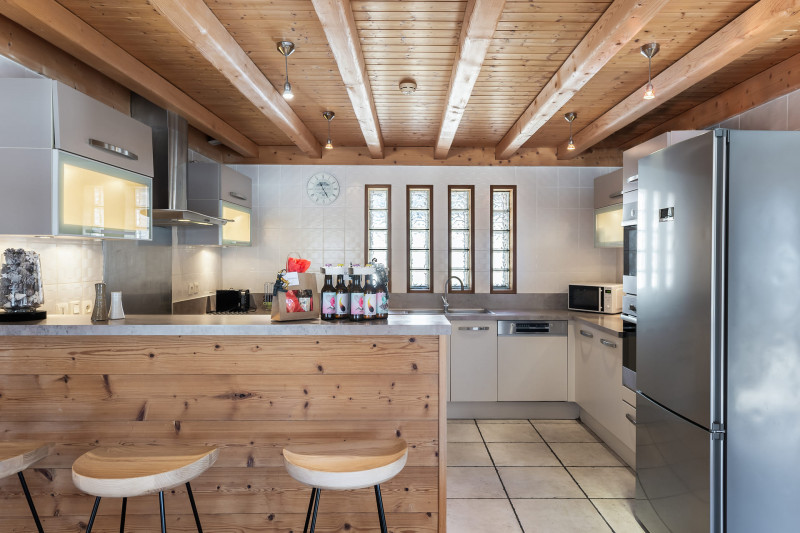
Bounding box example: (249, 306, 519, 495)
(568, 285, 603, 313)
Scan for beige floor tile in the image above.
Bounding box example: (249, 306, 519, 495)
(448, 418, 477, 424)
(513, 499, 612, 533)
(487, 443, 560, 467)
(448, 442, 493, 466)
(499, 467, 584, 499)
(529, 419, 580, 424)
(550, 443, 623, 466)
(448, 422, 483, 442)
(477, 419, 528, 424)
(593, 499, 646, 533)
(447, 467, 507, 499)
(568, 467, 636, 498)
(479, 422, 543, 443)
(447, 498, 523, 532)
(534, 422, 600, 443)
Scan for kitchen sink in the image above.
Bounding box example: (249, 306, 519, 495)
(389, 308, 494, 315)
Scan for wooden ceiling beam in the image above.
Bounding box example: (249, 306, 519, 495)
(435, 0, 506, 160)
(494, 0, 668, 161)
(0, 0, 258, 158)
(149, 0, 322, 159)
(558, 0, 800, 159)
(621, 51, 800, 150)
(311, 0, 384, 158)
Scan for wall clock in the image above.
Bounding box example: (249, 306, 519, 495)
(306, 172, 340, 206)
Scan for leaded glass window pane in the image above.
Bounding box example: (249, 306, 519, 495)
(491, 187, 515, 292)
(451, 230, 469, 250)
(410, 250, 429, 269)
(410, 270, 429, 289)
(451, 250, 469, 269)
(410, 230, 429, 250)
(407, 187, 432, 291)
(410, 190, 429, 209)
(369, 210, 388, 230)
(492, 270, 510, 290)
(369, 189, 388, 209)
(448, 187, 473, 292)
(366, 186, 391, 283)
(493, 231, 510, 251)
(410, 210, 429, 229)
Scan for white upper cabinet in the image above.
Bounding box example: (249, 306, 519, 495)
(0, 79, 153, 240)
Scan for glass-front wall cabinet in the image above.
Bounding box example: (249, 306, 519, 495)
(221, 201, 251, 246)
(57, 150, 152, 240)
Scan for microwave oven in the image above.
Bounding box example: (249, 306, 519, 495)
(568, 283, 623, 314)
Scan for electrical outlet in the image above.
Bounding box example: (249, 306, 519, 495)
(70, 300, 81, 315)
(82, 301, 92, 314)
(192, 282, 200, 294)
(56, 302, 67, 315)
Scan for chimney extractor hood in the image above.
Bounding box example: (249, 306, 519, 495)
(130, 94, 228, 227)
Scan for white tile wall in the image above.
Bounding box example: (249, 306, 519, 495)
(0, 236, 103, 315)
(221, 165, 622, 293)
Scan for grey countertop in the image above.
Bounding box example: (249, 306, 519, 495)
(1, 309, 626, 337)
(0, 314, 452, 336)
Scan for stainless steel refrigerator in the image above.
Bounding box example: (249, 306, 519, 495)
(635, 129, 800, 533)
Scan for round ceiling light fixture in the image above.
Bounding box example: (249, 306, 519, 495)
(399, 80, 417, 95)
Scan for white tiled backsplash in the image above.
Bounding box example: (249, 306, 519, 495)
(171, 242, 221, 302)
(221, 165, 623, 294)
(0, 236, 102, 315)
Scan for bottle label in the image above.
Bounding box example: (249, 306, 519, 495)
(336, 293, 350, 314)
(350, 292, 365, 315)
(364, 293, 377, 316)
(376, 291, 388, 313)
(322, 291, 336, 314)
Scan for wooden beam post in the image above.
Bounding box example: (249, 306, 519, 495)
(311, 0, 384, 159)
(494, 0, 668, 160)
(435, 0, 506, 160)
(621, 51, 800, 150)
(0, 0, 258, 158)
(149, 0, 322, 159)
(558, 0, 800, 159)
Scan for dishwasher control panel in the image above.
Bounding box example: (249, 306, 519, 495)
(498, 320, 568, 336)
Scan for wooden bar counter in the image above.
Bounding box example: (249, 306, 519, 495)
(0, 315, 451, 532)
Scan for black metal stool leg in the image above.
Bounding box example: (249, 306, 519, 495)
(85, 496, 102, 533)
(120, 497, 127, 533)
(374, 484, 388, 533)
(308, 488, 321, 533)
(159, 491, 167, 533)
(185, 482, 204, 533)
(303, 488, 318, 533)
(17, 471, 44, 533)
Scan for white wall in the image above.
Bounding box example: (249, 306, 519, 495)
(221, 165, 622, 294)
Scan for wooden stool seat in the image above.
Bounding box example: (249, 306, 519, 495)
(72, 445, 219, 498)
(0, 441, 52, 533)
(283, 439, 408, 491)
(0, 441, 50, 479)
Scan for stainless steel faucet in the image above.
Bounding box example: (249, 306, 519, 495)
(442, 276, 464, 312)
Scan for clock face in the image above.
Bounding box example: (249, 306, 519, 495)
(306, 172, 340, 206)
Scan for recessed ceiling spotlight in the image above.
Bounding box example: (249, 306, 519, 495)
(277, 41, 296, 100)
(399, 80, 417, 95)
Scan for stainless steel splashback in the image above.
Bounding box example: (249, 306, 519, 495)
(103, 226, 173, 314)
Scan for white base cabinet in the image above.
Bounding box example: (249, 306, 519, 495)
(450, 321, 498, 402)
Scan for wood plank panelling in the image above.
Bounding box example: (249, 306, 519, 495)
(0, 15, 130, 113)
(0, 335, 442, 531)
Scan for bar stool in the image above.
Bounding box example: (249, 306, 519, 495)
(283, 439, 408, 533)
(0, 442, 51, 533)
(72, 445, 218, 533)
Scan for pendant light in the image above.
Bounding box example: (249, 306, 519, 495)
(564, 112, 577, 151)
(323, 111, 335, 150)
(641, 42, 660, 101)
(277, 41, 295, 100)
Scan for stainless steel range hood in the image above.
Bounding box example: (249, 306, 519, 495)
(131, 94, 227, 227)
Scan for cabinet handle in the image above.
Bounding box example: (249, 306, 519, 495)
(628, 175, 639, 183)
(88, 138, 138, 161)
(229, 191, 248, 201)
(458, 326, 490, 331)
(579, 330, 594, 338)
(626, 413, 637, 425)
(609, 191, 623, 199)
(600, 339, 617, 348)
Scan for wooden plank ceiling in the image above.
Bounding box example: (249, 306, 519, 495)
(10, 0, 800, 162)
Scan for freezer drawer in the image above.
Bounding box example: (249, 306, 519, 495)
(635, 394, 714, 533)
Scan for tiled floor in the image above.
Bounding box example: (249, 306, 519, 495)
(446, 419, 645, 533)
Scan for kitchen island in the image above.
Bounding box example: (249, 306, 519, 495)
(0, 315, 450, 532)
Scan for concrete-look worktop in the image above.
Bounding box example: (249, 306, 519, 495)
(0, 313, 451, 336)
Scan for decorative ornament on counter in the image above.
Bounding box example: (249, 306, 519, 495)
(0, 248, 46, 321)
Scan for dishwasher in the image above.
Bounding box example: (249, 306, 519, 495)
(497, 320, 569, 401)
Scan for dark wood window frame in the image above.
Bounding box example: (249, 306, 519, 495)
(447, 185, 475, 294)
(406, 185, 434, 293)
(490, 185, 517, 294)
(364, 185, 392, 291)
